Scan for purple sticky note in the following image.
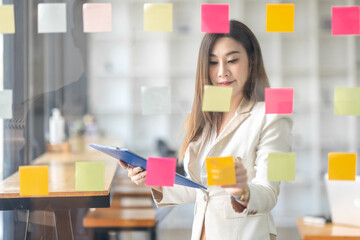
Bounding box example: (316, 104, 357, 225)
(265, 88, 294, 114)
(201, 4, 229, 33)
(332, 6, 360, 35)
(145, 157, 176, 187)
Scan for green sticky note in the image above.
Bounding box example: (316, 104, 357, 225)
(334, 87, 360, 116)
(202, 85, 232, 112)
(328, 153, 357, 181)
(75, 162, 105, 191)
(266, 4, 295, 32)
(0, 5, 15, 34)
(19, 166, 49, 196)
(144, 3, 173, 32)
(268, 153, 296, 181)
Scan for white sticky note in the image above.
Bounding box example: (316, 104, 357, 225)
(0, 90, 12, 119)
(141, 86, 171, 115)
(38, 3, 67, 33)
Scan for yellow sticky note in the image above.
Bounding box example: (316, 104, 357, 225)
(266, 4, 295, 32)
(144, 3, 173, 32)
(206, 156, 236, 186)
(0, 5, 15, 34)
(202, 85, 232, 112)
(268, 153, 296, 181)
(334, 87, 360, 116)
(19, 166, 49, 196)
(328, 153, 357, 181)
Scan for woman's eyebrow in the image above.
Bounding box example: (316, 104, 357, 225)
(209, 51, 241, 57)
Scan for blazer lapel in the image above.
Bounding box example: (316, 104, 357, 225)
(186, 99, 255, 183)
(210, 98, 255, 152)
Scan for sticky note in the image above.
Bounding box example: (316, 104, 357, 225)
(268, 153, 296, 181)
(38, 3, 67, 33)
(0, 90, 12, 119)
(266, 4, 295, 32)
(19, 166, 49, 196)
(332, 6, 360, 35)
(0, 5, 15, 34)
(75, 162, 105, 191)
(145, 157, 176, 187)
(141, 86, 171, 115)
(201, 4, 229, 33)
(83, 3, 112, 33)
(206, 156, 236, 186)
(202, 85, 232, 112)
(265, 88, 294, 114)
(334, 87, 360, 116)
(328, 153, 357, 181)
(144, 3, 173, 32)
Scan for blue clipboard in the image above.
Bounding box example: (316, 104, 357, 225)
(90, 144, 207, 190)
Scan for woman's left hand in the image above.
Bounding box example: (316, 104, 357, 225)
(221, 157, 248, 200)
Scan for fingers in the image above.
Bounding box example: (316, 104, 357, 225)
(118, 161, 146, 186)
(119, 160, 132, 170)
(233, 160, 248, 187)
(127, 167, 144, 177)
(130, 171, 147, 186)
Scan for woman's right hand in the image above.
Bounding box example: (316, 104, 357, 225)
(119, 160, 147, 186)
(118, 160, 163, 199)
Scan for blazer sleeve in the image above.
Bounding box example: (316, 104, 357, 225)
(152, 184, 197, 207)
(246, 113, 293, 214)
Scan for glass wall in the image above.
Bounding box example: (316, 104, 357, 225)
(1, 0, 360, 239)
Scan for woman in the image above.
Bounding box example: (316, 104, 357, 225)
(120, 20, 292, 240)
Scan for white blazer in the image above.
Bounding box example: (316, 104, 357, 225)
(152, 98, 293, 240)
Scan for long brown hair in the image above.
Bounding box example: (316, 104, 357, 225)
(179, 20, 270, 160)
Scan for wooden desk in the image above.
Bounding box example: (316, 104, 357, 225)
(0, 151, 118, 240)
(297, 219, 360, 240)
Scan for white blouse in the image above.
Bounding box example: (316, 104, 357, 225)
(198, 111, 239, 185)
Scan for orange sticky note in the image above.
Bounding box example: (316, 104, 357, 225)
(206, 156, 236, 186)
(0, 5, 15, 34)
(19, 166, 49, 196)
(328, 153, 357, 181)
(266, 4, 295, 32)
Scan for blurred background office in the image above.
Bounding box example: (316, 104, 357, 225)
(1, 0, 360, 239)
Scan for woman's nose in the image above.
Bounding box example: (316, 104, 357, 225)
(218, 63, 230, 78)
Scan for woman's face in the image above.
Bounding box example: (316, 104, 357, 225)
(208, 37, 250, 99)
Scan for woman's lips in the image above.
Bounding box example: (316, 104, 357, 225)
(219, 81, 234, 86)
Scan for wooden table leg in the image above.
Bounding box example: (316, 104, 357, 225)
(54, 210, 74, 240)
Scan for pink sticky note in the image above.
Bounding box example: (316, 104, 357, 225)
(332, 6, 360, 35)
(265, 88, 294, 114)
(146, 157, 176, 187)
(201, 4, 229, 33)
(83, 3, 112, 33)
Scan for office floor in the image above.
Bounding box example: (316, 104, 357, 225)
(113, 227, 301, 240)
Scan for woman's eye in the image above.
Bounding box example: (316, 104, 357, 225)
(209, 61, 218, 65)
(228, 59, 238, 63)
